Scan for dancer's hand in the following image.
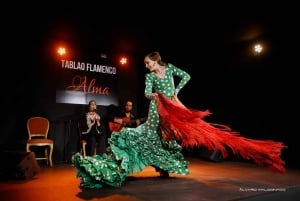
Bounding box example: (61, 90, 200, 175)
(149, 93, 158, 100)
(174, 89, 179, 95)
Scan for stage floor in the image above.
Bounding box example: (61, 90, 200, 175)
(0, 157, 299, 201)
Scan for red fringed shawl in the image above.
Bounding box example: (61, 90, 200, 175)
(156, 93, 287, 173)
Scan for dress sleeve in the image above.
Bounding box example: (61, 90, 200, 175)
(95, 113, 101, 119)
(144, 73, 154, 99)
(169, 63, 191, 94)
(86, 113, 91, 125)
(95, 113, 102, 130)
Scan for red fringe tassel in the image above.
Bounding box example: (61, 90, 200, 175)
(156, 93, 287, 173)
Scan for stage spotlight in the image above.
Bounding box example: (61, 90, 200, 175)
(254, 43, 263, 54)
(57, 47, 66, 56)
(120, 57, 127, 65)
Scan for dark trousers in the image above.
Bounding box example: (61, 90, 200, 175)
(83, 130, 107, 156)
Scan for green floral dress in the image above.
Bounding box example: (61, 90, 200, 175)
(73, 63, 191, 189)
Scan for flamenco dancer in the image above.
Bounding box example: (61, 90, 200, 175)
(73, 51, 287, 189)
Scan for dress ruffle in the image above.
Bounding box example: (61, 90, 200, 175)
(73, 121, 189, 189)
(73, 153, 126, 189)
(156, 93, 287, 173)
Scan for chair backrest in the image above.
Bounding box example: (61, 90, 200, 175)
(27, 117, 50, 140)
(77, 118, 86, 140)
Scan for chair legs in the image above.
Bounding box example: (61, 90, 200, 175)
(80, 141, 96, 157)
(80, 140, 87, 158)
(48, 144, 53, 167)
(26, 144, 53, 167)
(81, 144, 87, 158)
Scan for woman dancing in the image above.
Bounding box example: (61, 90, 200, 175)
(72, 51, 287, 189)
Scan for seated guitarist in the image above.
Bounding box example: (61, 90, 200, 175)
(109, 99, 147, 132)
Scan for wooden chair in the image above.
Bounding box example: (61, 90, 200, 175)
(26, 116, 54, 167)
(77, 120, 96, 157)
(78, 120, 87, 157)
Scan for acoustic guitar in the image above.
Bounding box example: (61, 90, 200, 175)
(109, 117, 147, 132)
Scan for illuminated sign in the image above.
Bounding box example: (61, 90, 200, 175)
(56, 60, 119, 106)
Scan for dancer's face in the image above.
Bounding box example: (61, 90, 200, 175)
(144, 57, 157, 72)
(89, 101, 97, 112)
